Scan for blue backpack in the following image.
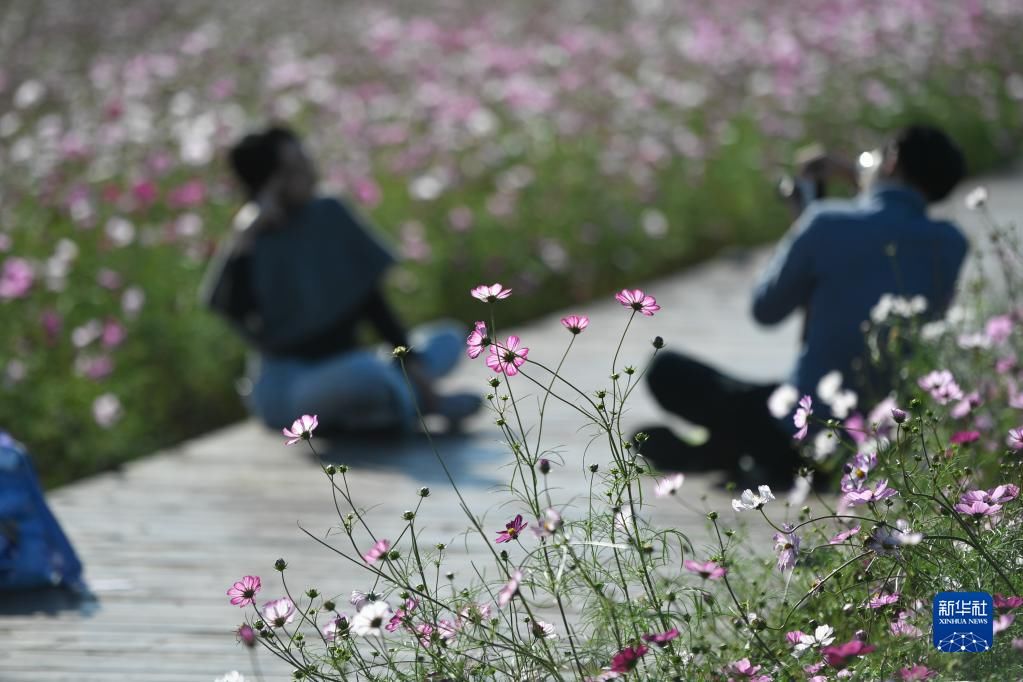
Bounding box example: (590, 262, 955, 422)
(0, 432, 83, 591)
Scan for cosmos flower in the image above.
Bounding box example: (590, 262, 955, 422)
(954, 499, 1002, 519)
(732, 485, 775, 512)
(486, 335, 529, 376)
(683, 559, 727, 580)
(865, 520, 922, 555)
(534, 508, 563, 538)
(821, 639, 876, 668)
(641, 627, 680, 647)
(842, 479, 898, 507)
(226, 575, 261, 607)
(773, 524, 800, 571)
(322, 614, 349, 641)
(654, 473, 685, 496)
(868, 593, 899, 609)
(1008, 427, 1023, 451)
(261, 598, 296, 628)
(495, 514, 527, 543)
(363, 539, 391, 563)
(498, 570, 522, 607)
(465, 321, 489, 358)
(610, 645, 649, 673)
(614, 288, 660, 316)
(471, 283, 512, 302)
(351, 600, 393, 637)
(794, 625, 835, 656)
(282, 414, 318, 445)
(560, 314, 589, 334)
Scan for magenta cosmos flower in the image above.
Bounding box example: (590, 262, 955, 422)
(466, 321, 489, 358)
(282, 414, 318, 445)
(386, 597, 418, 632)
(615, 288, 660, 316)
(236, 623, 257, 648)
(995, 594, 1023, 611)
(684, 559, 727, 580)
(610, 644, 648, 673)
(261, 597, 296, 628)
(822, 640, 875, 668)
(900, 664, 936, 680)
(471, 283, 512, 302)
(950, 430, 980, 445)
(793, 395, 812, 440)
(498, 569, 522, 607)
(868, 592, 899, 609)
(0, 257, 33, 300)
(561, 314, 589, 334)
(726, 658, 771, 680)
(486, 336, 529, 376)
(363, 539, 391, 563)
(227, 575, 262, 607)
(641, 627, 680, 647)
(495, 514, 527, 543)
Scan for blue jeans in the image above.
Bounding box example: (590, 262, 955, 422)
(247, 322, 463, 433)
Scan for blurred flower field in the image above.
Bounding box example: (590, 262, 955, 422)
(2, 0, 1023, 486)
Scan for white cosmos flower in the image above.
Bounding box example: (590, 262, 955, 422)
(793, 624, 835, 656)
(654, 473, 685, 496)
(732, 485, 775, 512)
(351, 600, 392, 637)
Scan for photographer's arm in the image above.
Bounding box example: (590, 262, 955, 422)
(751, 213, 818, 325)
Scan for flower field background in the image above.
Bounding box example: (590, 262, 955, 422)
(3, 0, 1023, 485)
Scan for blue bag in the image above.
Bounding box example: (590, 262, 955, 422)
(0, 431, 83, 591)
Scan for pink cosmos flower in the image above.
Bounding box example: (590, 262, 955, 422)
(900, 665, 936, 680)
(793, 395, 813, 440)
(890, 610, 923, 638)
(868, 592, 899, 609)
(386, 597, 418, 632)
(236, 623, 257, 648)
(226, 575, 261, 607)
(322, 614, 349, 640)
(641, 627, 680, 647)
(987, 484, 1020, 504)
(471, 283, 512, 302)
(653, 473, 684, 496)
(954, 500, 1002, 518)
(363, 539, 391, 563)
(821, 640, 876, 668)
(995, 613, 1015, 634)
(917, 370, 964, 405)
(841, 451, 877, 492)
(498, 570, 522, 607)
(530, 620, 557, 639)
(101, 319, 126, 349)
(986, 314, 1014, 345)
(457, 602, 492, 626)
(772, 525, 800, 572)
(465, 321, 489, 358)
(684, 559, 727, 580)
(495, 514, 527, 543)
(561, 315, 589, 334)
(615, 288, 660, 316)
(534, 508, 563, 538)
(282, 414, 318, 445)
(1008, 428, 1023, 451)
(610, 645, 648, 673)
(726, 658, 770, 679)
(261, 597, 296, 628)
(995, 594, 1023, 611)
(0, 257, 33, 300)
(950, 430, 980, 445)
(842, 479, 898, 507)
(829, 525, 861, 544)
(486, 336, 529, 376)
(416, 622, 437, 646)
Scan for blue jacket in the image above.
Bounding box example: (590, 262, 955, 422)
(752, 185, 968, 401)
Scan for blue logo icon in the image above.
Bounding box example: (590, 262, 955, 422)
(933, 591, 993, 653)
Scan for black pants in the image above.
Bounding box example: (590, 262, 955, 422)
(642, 351, 802, 478)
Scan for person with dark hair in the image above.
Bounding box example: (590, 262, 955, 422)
(202, 126, 481, 436)
(637, 125, 969, 488)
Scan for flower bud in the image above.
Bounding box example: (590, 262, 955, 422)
(324, 465, 337, 476)
(274, 558, 288, 572)
(538, 458, 551, 475)
(306, 589, 319, 598)
(854, 629, 868, 641)
(392, 345, 410, 358)
(652, 336, 664, 349)
(323, 600, 336, 612)
(237, 624, 257, 648)
(418, 486, 430, 497)
(589, 464, 599, 473)
(488, 377, 501, 388)
(891, 407, 907, 424)
(402, 510, 416, 520)
(707, 511, 719, 521)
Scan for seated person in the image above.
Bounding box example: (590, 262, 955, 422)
(201, 126, 480, 435)
(638, 125, 969, 486)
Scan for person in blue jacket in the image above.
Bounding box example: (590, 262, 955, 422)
(638, 125, 969, 487)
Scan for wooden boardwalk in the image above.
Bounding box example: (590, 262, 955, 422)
(0, 172, 1019, 680)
